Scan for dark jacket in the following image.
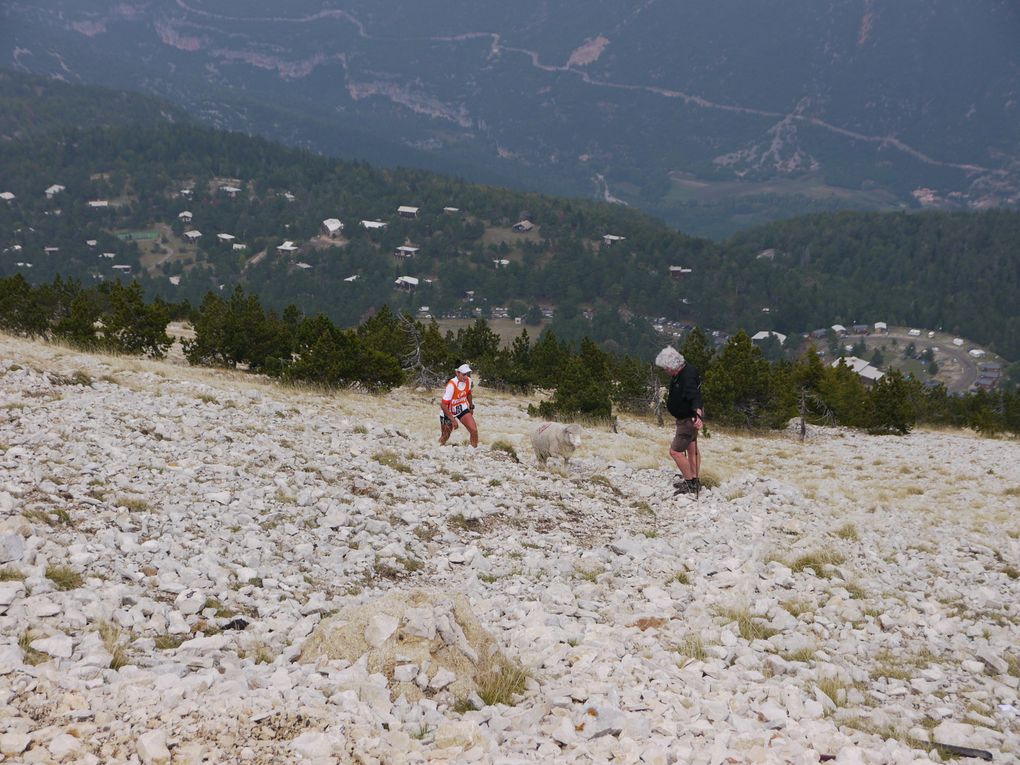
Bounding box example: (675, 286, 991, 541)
(666, 363, 703, 420)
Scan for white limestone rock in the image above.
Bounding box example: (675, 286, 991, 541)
(137, 729, 171, 765)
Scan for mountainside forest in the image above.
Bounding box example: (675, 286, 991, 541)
(0, 71, 1017, 360)
(4, 2, 1019, 237)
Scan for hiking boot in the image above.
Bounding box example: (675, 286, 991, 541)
(672, 473, 688, 488)
(673, 480, 695, 496)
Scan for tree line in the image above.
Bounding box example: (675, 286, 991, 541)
(2, 119, 1018, 361)
(1, 275, 1017, 437)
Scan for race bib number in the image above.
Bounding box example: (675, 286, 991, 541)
(453, 403, 469, 416)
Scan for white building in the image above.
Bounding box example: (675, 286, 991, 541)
(360, 220, 387, 230)
(321, 218, 344, 238)
(183, 230, 202, 242)
(397, 205, 420, 218)
(277, 241, 299, 254)
(44, 184, 65, 198)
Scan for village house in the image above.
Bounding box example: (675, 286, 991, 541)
(493, 258, 510, 269)
(295, 262, 312, 270)
(111, 264, 132, 273)
(343, 275, 359, 282)
(179, 189, 193, 198)
(183, 230, 202, 243)
(851, 324, 870, 335)
(280, 191, 296, 203)
(87, 200, 109, 209)
(832, 356, 885, 386)
(874, 322, 888, 334)
(394, 276, 419, 292)
(44, 184, 65, 198)
(85, 240, 97, 247)
(602, 234, 626, 246)
(397, 205, 420, 219)
(751, 330, 787, 345)
(168, 276, 181, 286)
(219, 185, 242, 197)
(908, 328, 921, 337)
(360, 220, 387, 230)
(232, 243, 247, 251)
(443, 207, 460, 214)
(0, 192, 15, 202)
(321, 218, 344, 238)
(217, 233, 236, 243)
(669, 266, 692, 280)
(178, 211, 193, 223)
(44, 247, 60, 254)
(831, 324, 848, 336)
(395, 245, 420, 258)
(100, 252, 116, 259)
(512, 220, 534, 233)
(277, 241, 299, 255)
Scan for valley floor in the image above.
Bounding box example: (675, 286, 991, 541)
(0, 333, 1018, 764)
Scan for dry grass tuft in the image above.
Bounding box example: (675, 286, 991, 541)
(155, 633, 188, 651)
(787, 550, 846, 577)
(489, 440, 519, 462)
(715, 605, 779, 642)
(99, 620, 131, 669)
(45, 564, 83, 590)
(19, 629, 49, 666)
(373, 449, 413, 474)
(835, 522, 860, 541)
(476, 658, 530, 707)
(676, 633, 708, 662)
(0, 566, 26, 582)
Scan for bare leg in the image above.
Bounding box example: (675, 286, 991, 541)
(459, 412, 479, 447)
(439, 421, 453, 445)
(670, 448, 695, 480)
(688, 440, 700, 479)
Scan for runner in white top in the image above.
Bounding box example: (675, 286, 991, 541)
(439, 363, 478, 447)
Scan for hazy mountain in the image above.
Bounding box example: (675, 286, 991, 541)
(4, 1, 1019, 237)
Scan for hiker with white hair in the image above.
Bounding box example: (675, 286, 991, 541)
(439, 363, 479, 447)
(655, 346, 704, 496)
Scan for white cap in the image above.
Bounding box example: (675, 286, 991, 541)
(654, 347, 685, 370)
(456, 363, 472, 374)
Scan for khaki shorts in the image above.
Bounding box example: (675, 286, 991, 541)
(671, 418, 698, 453)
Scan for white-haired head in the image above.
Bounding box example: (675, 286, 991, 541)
(655, 346, 685, 371)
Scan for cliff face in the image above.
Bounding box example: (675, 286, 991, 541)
(1, 332, 1018, 761)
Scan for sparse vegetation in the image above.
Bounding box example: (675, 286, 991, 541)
(373, 449, 413, 474)
(815, 677, 850, 707)
(787, 550, 846, 577)
(476, 659, 529, 707)
(155, 633, 188, 650)
(676, 633, 708, 662)
(781, 646, 817, 662)
(490, 440, 519, 462)
(835, 522, 860, 541)
(0, 566, 26, 582)
(715, 605, 779, 641)
(45, 564, 83, 590)
(19, 629, 48, 666)
(116, 496, 151, 512)
(589, 474, 621, 496)
(573, 565, 604, 583)
(670, 570, 691, 586)
(452, 697, 478, 714)
(99, 621, 131, 669)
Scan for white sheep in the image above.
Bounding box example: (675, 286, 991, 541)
(531, 422, 583, 466)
